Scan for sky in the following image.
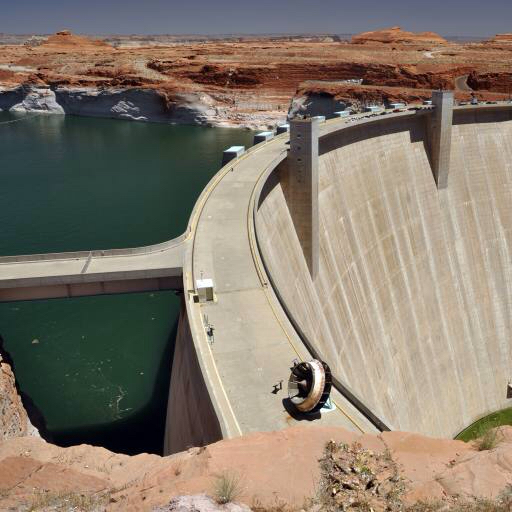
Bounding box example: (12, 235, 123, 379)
(0, 0, 511, 38)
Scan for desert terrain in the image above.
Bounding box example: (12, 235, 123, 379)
(0, 27, 511, 128)
(3, 27, 512, 511)
(2, 350, 512, 511)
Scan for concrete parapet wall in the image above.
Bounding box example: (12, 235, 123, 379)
(0, 232, 188, 264)
(255, 109, 512, 438)
(0, 234, 186, 301)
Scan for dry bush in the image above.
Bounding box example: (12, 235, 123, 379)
(315, 440, 405, 512)
(27, 489, 109, 511)
(212, 470, 243, 504)
(474, 425, 503, 452)
(251, 496, 304, 511)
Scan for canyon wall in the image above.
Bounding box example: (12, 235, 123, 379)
(256, 110, 512, 438)
(0, 85, 217, 125)
(0, 352, 39, 440)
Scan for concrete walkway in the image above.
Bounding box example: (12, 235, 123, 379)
(185, 126, 378, 437)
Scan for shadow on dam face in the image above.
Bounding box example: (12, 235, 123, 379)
(255, 110, 512, 439)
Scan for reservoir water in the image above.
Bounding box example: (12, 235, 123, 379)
(0, 111, 253, 454)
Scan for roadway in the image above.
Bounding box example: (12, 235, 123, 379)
(182, 119, 381, 438)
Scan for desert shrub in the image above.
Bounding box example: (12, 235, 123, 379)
(474, 424, 503, 451)
(213, 470, 243, 504)
(27, 490, 109, 511)
(315, 440, 405, 512)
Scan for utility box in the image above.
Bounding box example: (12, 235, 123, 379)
(253, 131, 274, 144)
(196, 278, 214, 303)
(222, 146, 245, 165)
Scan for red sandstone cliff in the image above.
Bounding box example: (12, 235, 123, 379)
(2, 30, 512, 128)
(488, 33, 512, 44)
(41, 29, 113, 49)
(1, 425, 512, 510)
(0, 355, 39, 440)
(351, 26, 447, 45)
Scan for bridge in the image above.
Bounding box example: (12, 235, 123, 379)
(0, 236, 185, 301)
(2, 98, 512, 455)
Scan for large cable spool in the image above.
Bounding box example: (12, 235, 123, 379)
(287, 359, 332, 413)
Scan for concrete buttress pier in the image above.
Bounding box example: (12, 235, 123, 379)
(429, 91, 454, 189)
(287, 118, 319, 279)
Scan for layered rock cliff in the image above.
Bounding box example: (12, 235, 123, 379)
(351, 26, 447, 45)
(0, 84, 221, 125)
(484, 33, 512, 48)
(0, 353, 39, 440)
(40, 29, 113, 49)
(2, 30, 512, 128)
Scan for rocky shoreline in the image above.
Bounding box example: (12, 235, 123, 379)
(0, 84, 286, 130)
(2, 27, 512, 131)
(0, 347, 39, 441)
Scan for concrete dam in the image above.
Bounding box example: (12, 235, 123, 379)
(257, 101, 512, 439)
(1, 96, 512, 452)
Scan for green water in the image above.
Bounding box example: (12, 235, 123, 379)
(0, 112, 253, 454)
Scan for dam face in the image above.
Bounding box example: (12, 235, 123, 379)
(256, 108, 512, 438)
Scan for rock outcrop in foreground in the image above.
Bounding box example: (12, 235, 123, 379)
(1, 425, 512, 510)
(351, 26, 447, 45)
(0, 359, 511, 510)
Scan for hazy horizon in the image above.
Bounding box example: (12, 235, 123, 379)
(0, 31, 493, 40)
(1, 0, 511, 39)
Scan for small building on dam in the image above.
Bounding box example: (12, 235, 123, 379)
(1, 95, 512, 454)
